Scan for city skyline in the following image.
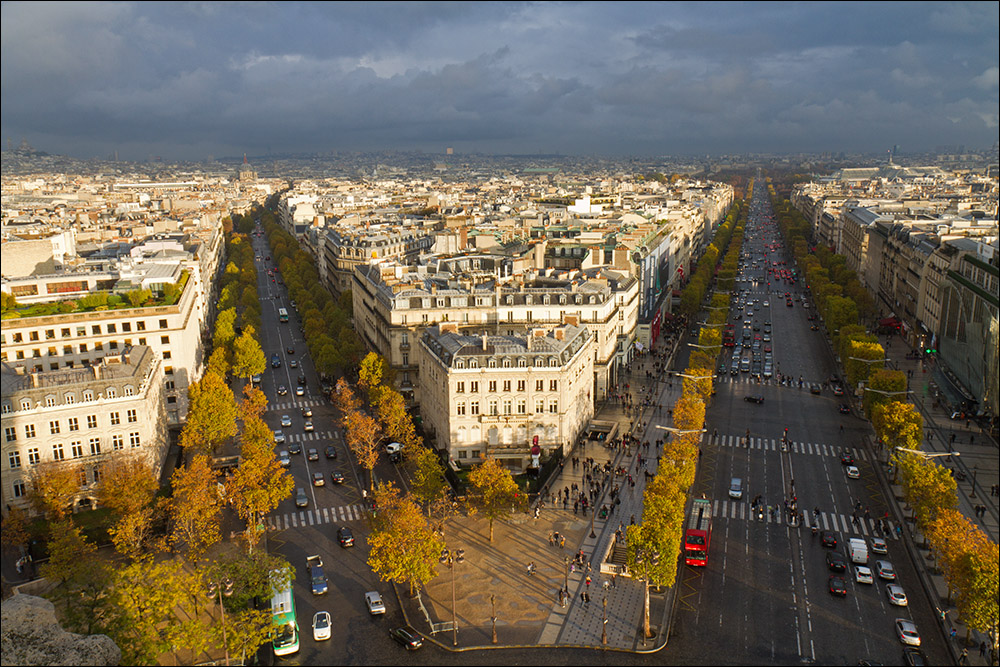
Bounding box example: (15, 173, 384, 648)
(2, 1, 997, 162)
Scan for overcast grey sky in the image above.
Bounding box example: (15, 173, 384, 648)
(2, 1, 997, 161)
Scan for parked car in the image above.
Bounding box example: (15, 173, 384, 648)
(389, 626, 423, 650)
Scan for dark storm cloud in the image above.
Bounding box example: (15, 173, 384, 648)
(2, 1, 996, 160)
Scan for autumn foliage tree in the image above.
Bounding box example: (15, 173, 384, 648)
(468, 458, 521, 542)
(169, 454, 222, 562)
(181, 371, 238, 454)
(367, 481, 443, 596)
(97, 455, 163, 559)
(28, 461, 81, 521)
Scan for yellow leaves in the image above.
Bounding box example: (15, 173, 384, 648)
(468, 458, 520, 542)
(872, 401, 923, 452)
(366, 481, 443, 595)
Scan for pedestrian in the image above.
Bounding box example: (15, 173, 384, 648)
(959, 648, 967, 664)
(549, 532, 555, 546)
(611, 573, 617, 588)
(950, 627, 957, 641)
(559, 535, 566, 549)
(981, 641, 987, 657)
(586, 575, 592, 588)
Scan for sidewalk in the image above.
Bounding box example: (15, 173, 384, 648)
(395, 334, 686, 652)
(877, 333, 999, 666)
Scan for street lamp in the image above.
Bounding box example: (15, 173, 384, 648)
(687, 343, 723, 349)
(490, 593, 498, 644)
(601, 591, 608, 645)
(655, 425, 708, 436)
(863, 387, 912, 397)
(894, 447, 960, 459)
(439, 547, 465, 646)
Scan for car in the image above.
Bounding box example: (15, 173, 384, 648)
(763, 300, 769, 307)
(289, 359, 298, 369)
(729, 477, 744, 499)
(277, 385, 288, 396)
(307, 447, 319, 461)
(271, 355, 281, 368)
(903, 648, 928, 666)
(288, 442, 302, 455)
(278, 451, 291, 468)
(846, 465, 860, 479)
(886, 584, 908, 606)
(365, 591, 386, 615)
(787, 300, 794, 307)
(273, 430, 285, 444)
(810, 383, 821, 394)
(338, 526, 355, 547)
(841, 453, 856, 466)
(307, 555, 327, 595)
(302, 406, 313, 418)
(297, 375, 307, 386)
(265, 255, 270, 261)
(251, 373, 262, 385)
(826, 551, 847, 572)
(312, 471, 325, 487)
(821, 531, 837, 548)
(832, 385, 844, 396)
(330, 470, 345, 484)
(871, 536, 888, 555)
(304, 420, 314, 432)
(895, 618, 921, 646)
(855, 565, 874, 584)
(312, 611, 332, 641)
(286, 346, 295, 355)
(324, 445, 338, 459)
(829, 575, 847, 596)
(389, 626, 423, 650)
(839, 403, 851, 414)
(280, 415, 292, 427)
(295, 385, 305, 396)
(810, 324, 820, 331)
(295, 488, 309, 508)
(386, 442, 403, 462)
(876, 560, 897, 581)
(743, 395, 764, 404)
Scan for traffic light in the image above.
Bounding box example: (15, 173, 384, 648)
(925, 348, 936, 355)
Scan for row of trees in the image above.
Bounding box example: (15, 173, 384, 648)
(624, 179, 750, 638)
(767, 179, 998, 652)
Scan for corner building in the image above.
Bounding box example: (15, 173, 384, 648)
(418, 323, 594, 471)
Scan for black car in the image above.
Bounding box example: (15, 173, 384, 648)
(337, 526, 354, 547)
(821, 531, 837, 548)
(389, 626, 423, 651)
(826, 551, 847, 572)
(828, 575, 847, 596)
(330, 470, 345, 484)
(903, 648, 928, 666)
(324, 445, 338, 459)
(288, 443, 302, 455)
(297, 375, 307, 386)
(841, 453, 855, 466)
(744, 395, 764, 404)
(286, 346, 295, 355)
(839, 404, 851, 414)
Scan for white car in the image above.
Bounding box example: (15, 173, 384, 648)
(278, 451, 291, 468)
(273, 430, 285, 444)
(876, 560, 896, 581)
(886, 584, 908, 606)
(895, 618, 921, 646)
(871, 536, 888, 554)
(304, 420, 314, 432)
(855, 565, 873, 584)
(280, 415, 292, 427)
(295, 385, 305, 396)
(365, 591, 386, 615)
(846, 465, 860, 479)
(312, 611, 331, 641)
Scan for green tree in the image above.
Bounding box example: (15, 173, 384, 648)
(180, 371, 238, 454)
(231, 330, 266, 384)
(124, 288, 153, 308)
(229, 414, 293, 552)
(40, 520, 111, 635)
(468, 458, 521, 542)
(358, 351, 387, 403)
(410, 446, 448, 516)
(367, 482, 444, 596)
(169, 454, 222, 562)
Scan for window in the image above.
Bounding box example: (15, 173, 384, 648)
(83, 391, 93, 402)
(24, 424, 36, 439)
(78, 468, 87, 487)
(536, 380, 544, 392)
(87, 415, 97, 429)
(5, 427, 17, 443)
(159, 319, 168, 329)
(13, 332, 23, 343)
(160, 335, 170, 345)
(92, 325, 101, 335)
(92, 466, 101, 484)
(457, 450, 468, 460)
(89, 438, 101, 455)
(112, 435, 124, 451)
(20, 399, 30, 411)
(401, 353, 408, 366)
(1, 403, 8, 415)
(71, 442, 84, 458)
(124, 386, 134, 397)
(535, 399, 545, 413)
(162, 351, 171, 359)
(488, 381, 497, 393)
(110, 412, 121, 426)
(107, 324, 116, 334)
(503, 358, 511, 368)
(122, 322, 131, 332)
(45, 396, 56, 407)
(470, 381, 479, 393)
(503, 399, 512, 414)
(488, 359, 497, 368)
(457, 402, 466, 416)
(550, 380, 558, 391)
(129, 432, 141, 448)
(13, 480, 26, 498)
(49, 421, 60, 435)
(64, 392, 75, 404)
(535, 358, 544, 367)
(456, 382, 465, 394)
(518, 358, 526, 367)
(8, 450, 21, 469)
(517, 399, 526, 414)
(517, 380, 525, 392)
(76, 326, 86, 336)
(127, 409, 137, 423)
(470, 401, 480, 415)
(503, 380, 511, 392)
(137, 320, 146, 331)
(106, 388, 116, 399)
(549, 400, 559, 414)
(53, 442, 65, 461)
(79, 343, 88, 353)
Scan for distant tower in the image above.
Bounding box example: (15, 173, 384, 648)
(446, 147, 454, 155)
(238, 153, 257, 182)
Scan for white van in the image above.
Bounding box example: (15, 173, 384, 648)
(848, 537, 869, 564)
(729, 477, 744, 499)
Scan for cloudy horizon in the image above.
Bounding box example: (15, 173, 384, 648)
(2, 1, 997, 161)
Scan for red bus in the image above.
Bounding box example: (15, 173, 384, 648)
(722, 324, 736, 348)
(685, 498, 712, 566)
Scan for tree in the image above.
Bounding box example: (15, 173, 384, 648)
(229, 414, 293, 552)
(344, 410, 382, 490)
(240, 384, 268, 422)
(40, 520, 111, 636)
(231, 330, 266, 383)
(863, 369, 907, 418)
(213, 308, 237, 352)
(0, 505, 31, 553)
(206, 346, 231, 379)
(98, 455, 162, 559)
(955, 538, 999, 650)
(331, 378, 361, 427)
(374, 386, 418, 449)
(28, 460, 81, 521)
(871, 401, 923, 456)
(169, 454, 222, 561)
(180, 371, 238, 454)
(125, 288, 153, 308)
(468, 458, 521, 542)
(410, 446, 448, 517)
(358, 351, 387, 402)
(367, 481, 444, 596)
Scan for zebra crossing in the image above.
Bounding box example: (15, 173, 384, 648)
(713, 434, 868, 461)
(712, 499, 899, 538)
(270, 398, 324, 411)
(282, 430, 333, 444)
(267, 503, 366, 531)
